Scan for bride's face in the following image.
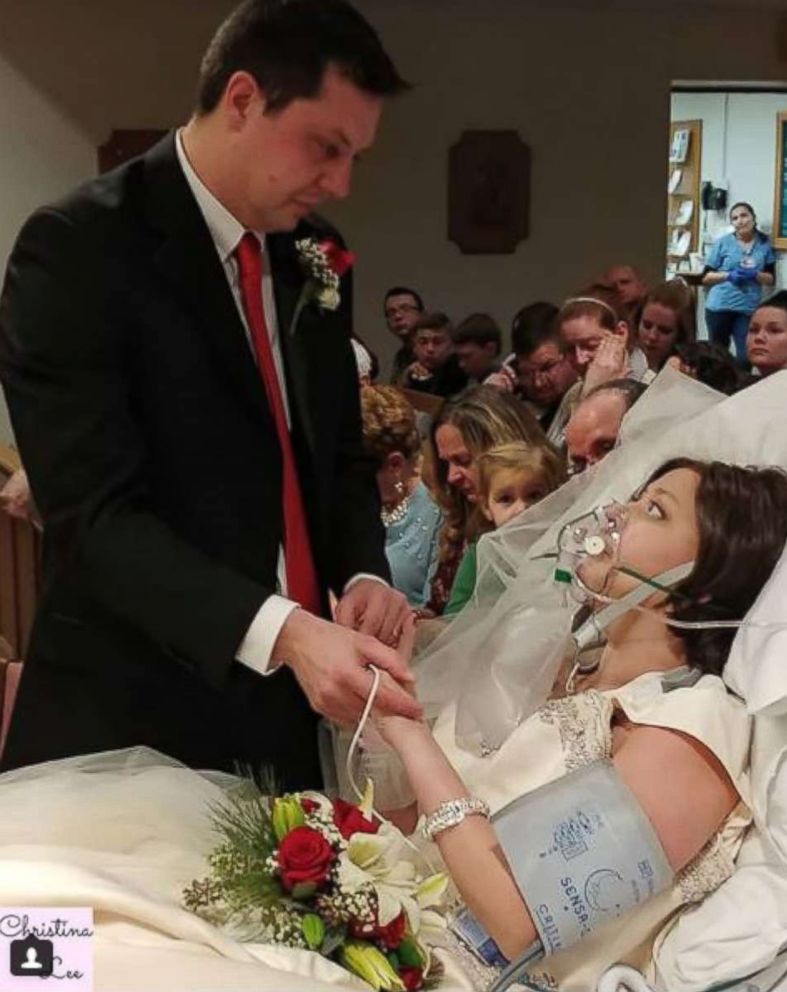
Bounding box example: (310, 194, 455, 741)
(577, 467, 701, 605)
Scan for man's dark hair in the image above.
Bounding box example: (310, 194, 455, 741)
(759, 289, 787, 317)
(582, 377, 647, 412)
(197, 0, 409, 115)
(452, 313, 502, 352)
(674, 341, 744, 396)
(414, 312, 452, 334)
(511, 302, 559, 357)
(384, 286, 424, 311)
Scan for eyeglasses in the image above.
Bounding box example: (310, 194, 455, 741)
(519, 359, 565, 381)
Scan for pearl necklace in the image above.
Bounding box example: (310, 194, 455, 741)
(381, 493, 413, 528)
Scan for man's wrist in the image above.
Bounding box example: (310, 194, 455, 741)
(270, 606, 310, 669)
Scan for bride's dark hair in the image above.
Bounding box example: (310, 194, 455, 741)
(645, 457, 787, 677)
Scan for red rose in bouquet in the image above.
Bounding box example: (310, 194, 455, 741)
(318, 239, 355, 278)
(374, 910, 407, 950)
(400, 966, 425, 991)
(278, 826, 335, 891)
(333, 798, 379, 840)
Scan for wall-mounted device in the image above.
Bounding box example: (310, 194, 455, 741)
(701, 181, 728, 212)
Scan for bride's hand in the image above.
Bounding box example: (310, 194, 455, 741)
(371, 621, 427, 748)
(395, 615, 417, 688)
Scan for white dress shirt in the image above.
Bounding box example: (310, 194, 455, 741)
(175, 131, 383, 676)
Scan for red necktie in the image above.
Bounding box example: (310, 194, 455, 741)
(235, 232, 321, 615)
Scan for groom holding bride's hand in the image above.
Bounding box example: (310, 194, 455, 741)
(0, 0, 420, 788)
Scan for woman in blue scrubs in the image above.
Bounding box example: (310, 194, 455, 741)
(702, 202, 776, 365)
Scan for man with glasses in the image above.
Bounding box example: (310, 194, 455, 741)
(383, 286, 424, 383)
(511, 302, 577, 428)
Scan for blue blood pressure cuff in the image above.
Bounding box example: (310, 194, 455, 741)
(493, 759, 674, 957)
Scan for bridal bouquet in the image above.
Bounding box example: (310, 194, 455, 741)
(183, 781, 448, 991)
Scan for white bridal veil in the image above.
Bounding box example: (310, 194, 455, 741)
(414, 366, 787, 756)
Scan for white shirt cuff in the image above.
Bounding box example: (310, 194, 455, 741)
(236, 595, 299, 677)
(343, 572, 390, 595)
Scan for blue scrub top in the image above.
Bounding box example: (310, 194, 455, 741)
(705, 231, 776, 315)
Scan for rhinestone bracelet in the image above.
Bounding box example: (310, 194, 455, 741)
(421, 797, 491, 841)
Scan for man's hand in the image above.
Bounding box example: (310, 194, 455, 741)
(272, 609, 421, 726)
(583, 332, 630, 394)
(335, 579, 412, 647)
(406, 361, 432, 383)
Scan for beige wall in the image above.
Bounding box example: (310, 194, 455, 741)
(0, 0, 785, 442)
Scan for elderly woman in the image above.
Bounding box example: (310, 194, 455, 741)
(376, 457, 787, 990)
(746, 291, 787, 378)
(359, 385, 441, 608)
(702, 202, 776, 366)
(425, 385, 552, 614)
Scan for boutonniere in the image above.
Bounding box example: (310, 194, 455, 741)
(291, 238, 355, 332)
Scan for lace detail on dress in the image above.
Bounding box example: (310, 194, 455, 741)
(537, 692, 613, 772)
(677, 820, 738, 905)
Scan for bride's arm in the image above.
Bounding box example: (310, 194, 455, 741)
(380, 716, 537, 960)
(379, 714, 739, 963)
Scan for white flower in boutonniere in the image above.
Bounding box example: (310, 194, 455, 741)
(294, 237, 355, 316)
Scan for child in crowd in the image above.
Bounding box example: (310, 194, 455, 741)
(401, 313, 468, 397)
(444, 441, 565, 615)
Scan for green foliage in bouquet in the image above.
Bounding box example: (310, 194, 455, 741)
(183, 778, 449, 991)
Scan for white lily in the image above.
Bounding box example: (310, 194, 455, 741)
(339, 826, 422, 927)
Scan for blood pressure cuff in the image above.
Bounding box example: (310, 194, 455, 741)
(493, 759, 674, 957)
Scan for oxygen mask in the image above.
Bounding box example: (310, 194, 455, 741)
(554, 502, 629, 605)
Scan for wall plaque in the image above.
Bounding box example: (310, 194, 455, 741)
(448, 130, 530, 254)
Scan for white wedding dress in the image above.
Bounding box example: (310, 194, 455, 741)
(0, 747, 478, 992)
(5, 370, 787, 992)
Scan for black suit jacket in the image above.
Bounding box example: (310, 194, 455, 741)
(0, 133, 389, 788)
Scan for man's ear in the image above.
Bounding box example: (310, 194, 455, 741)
(223, 71, 261, 127)
(484, 341, 499, 357)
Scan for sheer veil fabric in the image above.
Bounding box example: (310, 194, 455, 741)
(414, 367, 787, 755)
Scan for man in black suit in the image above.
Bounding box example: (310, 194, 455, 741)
(0, 0, 420, 788)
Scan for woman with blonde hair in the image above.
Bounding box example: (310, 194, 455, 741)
(360, 386, 442, 608)
(424, 385, 556, 614)
(444, 440, 566, 615)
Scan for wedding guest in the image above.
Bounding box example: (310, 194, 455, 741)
(424, 386, 548, 614)
(565, 378, 646, 475)
(637, 280, 695, 372)
(444, 440, 565, 615)
(360, 386, 441, 608)
(548, 291, 652, 448)
(604, 263, 647, 307)
(667, 341, 745, 396)
(511, 302, 575, 427)
(401, 312, 467, 398)
(452, 313, 504, 383)
(604, 263, 647, 326)
(384, 286, 424, 383)
(702, 202, 776, 366)
(746, 291, 787, 378)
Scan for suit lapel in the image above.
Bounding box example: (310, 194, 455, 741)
(268, 231, 317, 458)
(142, 134, 276, 433)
